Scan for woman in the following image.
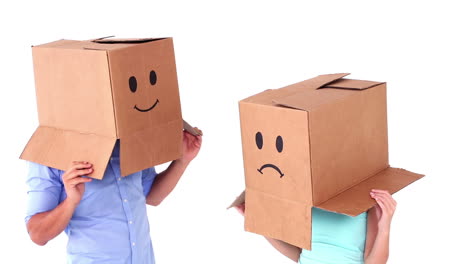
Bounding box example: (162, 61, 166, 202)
(236, 189, 396, 264)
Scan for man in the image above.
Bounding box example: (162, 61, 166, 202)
(25, 133, 202, 263)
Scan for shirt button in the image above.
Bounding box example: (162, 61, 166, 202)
(132, 242, 136, 246)
(118, 178, 121, 181)
(124, 199, 128, 203)
(129, 221, 133, 224)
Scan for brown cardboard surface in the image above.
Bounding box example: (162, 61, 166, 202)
(120, 119, 182, 176)
(20, 126, 115, 179)
(107, 38, 182, 176)
(245, 189, 311, 250)
(21, 38, 183, 179)
(238, 73, 424, 249)
(239, 102, 312, 204)
(32, 43, 116, 137)
(308, 83, 389, 205)
(316, 167, 424, 216)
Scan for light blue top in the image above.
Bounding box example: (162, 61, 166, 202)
(298, 207, 367, 264)
(25, 142, 158, 264)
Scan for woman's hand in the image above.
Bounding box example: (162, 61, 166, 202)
(235, 203, 245, 216)
(370, 189, 397, 232)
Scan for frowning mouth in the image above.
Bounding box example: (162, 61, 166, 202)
(134, 99, 159, 112)
(257, 164, 285, 178)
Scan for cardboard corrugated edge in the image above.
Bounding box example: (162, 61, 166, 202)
(322, 78, 384, 90)
(183, 120, 203, 136)
(20, 126, 116, 180)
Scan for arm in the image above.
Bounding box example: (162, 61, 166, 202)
(28, 198, 80, 246)
(264, 237, 301, 262)
(235, 203, 301, 263)
(27, 161, 93, 246)
(146, 131, 202, 206)
(364, 189, 397, 264)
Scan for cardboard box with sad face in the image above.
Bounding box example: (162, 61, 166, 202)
(21, 38, 184, 179)
(238, 73, 424, 250)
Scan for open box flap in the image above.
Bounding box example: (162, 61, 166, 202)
(20, 126, 116, 180)
(316, 167, 424, 216)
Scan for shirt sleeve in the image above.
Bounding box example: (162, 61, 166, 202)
(141, 167, 157, 197)
(25, 162, 64, 224)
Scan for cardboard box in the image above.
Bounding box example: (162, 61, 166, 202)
(20, 38, 185, 179)
(238, 73, 424, 250)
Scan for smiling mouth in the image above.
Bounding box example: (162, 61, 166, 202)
(134, 99, 159, 112)
(257, 164, 285, 178)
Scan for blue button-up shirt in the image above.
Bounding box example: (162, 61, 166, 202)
(25, 142, 157, 264)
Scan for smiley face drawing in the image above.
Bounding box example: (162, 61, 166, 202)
(255, 131, 285, 178)
(129, 70, 160, 112)
(108, 39, 182, 138)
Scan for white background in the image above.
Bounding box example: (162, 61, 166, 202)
(1, 1, 467, 263)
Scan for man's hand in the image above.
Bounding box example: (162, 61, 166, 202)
(179, 130, 202, 165)
(27, 161, 93, 246)
(145, 130, 202, 206)
(370, 189, 397, 232)
(62, 161, 93, 206)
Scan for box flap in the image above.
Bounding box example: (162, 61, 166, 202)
(227, 190, 245, 209)
(273, 86, 355, 111)
(183, 120, 203, 136)
(316, 167, 424, 216)
(32, 45, 116, 137)
(81, 38, 167, 51)
(241, 73, 349, 107)
(92, 38, 166, 44)
(322, 78, 384, 90)
(120, 119, 183, 176)
(272, 74, 385, 111)
(245, 189, 312, 250)
(20, 126, 116, 180)
(274, 73, 350, 98)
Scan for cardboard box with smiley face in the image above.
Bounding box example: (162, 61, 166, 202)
(237, 73, 424, 250)
(20, 37, 188, 179)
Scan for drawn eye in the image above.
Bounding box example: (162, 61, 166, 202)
(149, 70, 157, 85)
(129, 76, 137, 93)
(276, 136, 283, 153)
(255, 132, 263, 149)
